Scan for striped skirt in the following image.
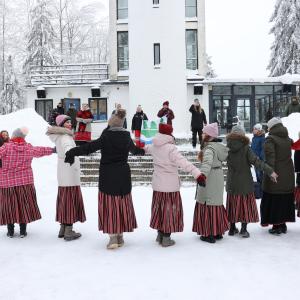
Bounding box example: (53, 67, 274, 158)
(226, 193, 259, 223)
(295, 187, 300, 211)
(192, 203, 229, 236)
(0, 184, 41, 225)
(150, 191, 183, 233)
(56, 186, 86, 224)
(98, 191, 137, 234)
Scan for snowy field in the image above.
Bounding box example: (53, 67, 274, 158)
(0, 109, 300, 300)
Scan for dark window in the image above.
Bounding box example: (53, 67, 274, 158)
(117, 32, 129, 71)
(255, 85, 273, 94)
(88, 98, 108, 121)
(154, 43, 160, 65)
(212, 86, 231, 95)
(117, 0, 128, 19)
(35, 99, 53, 121)
(62, 98, 81, 112)
(186, 29, 198, 70)
(233, 85, 252, 95)
(185, 0, 197, 18)
(153, 0, 159, 5)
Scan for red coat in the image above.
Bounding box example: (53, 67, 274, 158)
(0, 140, 53, 188)
(157, 108, 175, 125)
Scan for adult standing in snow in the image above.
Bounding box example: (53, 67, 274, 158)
(285, 96, 300, 116)
(47, 115, 86, 241)
(66, 103, 78, 131)
(65, 109, 145, 249)
(48, 102, 65, 125)
(193, 123, 229, 243)
(144, 123, 202, 247)
(261, 118, 295, 234)
(112, 103, 127, 129)
(189, 99, 207, 149)
(131, 105, 148, 148)
(292, 132, 300, 212)
(226, 125, 277, 238)
(74, 103, 94, 145)
(157, 101, 175, 125)
(0, 127, 54, 238)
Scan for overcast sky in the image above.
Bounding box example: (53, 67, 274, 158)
(88, 0, 276, 78)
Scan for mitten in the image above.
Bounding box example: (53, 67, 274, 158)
(197, 174, 206, 187)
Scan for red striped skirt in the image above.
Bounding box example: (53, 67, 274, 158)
(0, 184, 41, 225)
(226, 193, 259, 223)
(56, 186, 86, 224)
(295, 187, 300, 211)
(150, 191, 183, 233)
(98, 191, 137, 234)
(192, 203, 229, 236)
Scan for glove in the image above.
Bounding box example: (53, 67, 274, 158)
(52, 147, 57, 153)
(197, 174, 206, 187)
(65, 149, 75, 165)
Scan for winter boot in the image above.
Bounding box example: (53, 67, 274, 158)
(280, 223, 287, 234)
(64, 225, 81, 241)
(161, 233, 175, 247)
(268, 225, 282, 235)
(156, 231, 163, 244)
(228, 223, 239, 236)
(58, 224, 66, 238)
(20, 224, 27, 238)
(7, 224, 14, 238)
(200, 235, 216, 244)
(214, 234, 223, 240)
(239, 223, 250, 238)
(107, 235, 119, 250)
(117, 234, 124, 247)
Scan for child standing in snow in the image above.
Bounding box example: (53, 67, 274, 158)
(292, 132, 300, 213)
(47, 115, 86, 241)
(144, 123, 202, 247)
(0, 127, 54, 238)
(193, 123, 229, 243)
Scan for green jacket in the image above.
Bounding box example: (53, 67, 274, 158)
(226, 133, 273, 196)
(196, 141, 228, 206)
(263, 123, 295, 194)
(285, 101, 300, 116)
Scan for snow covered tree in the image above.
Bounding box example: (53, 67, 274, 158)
(24, 0, 57, 70)
(205, 54, 217, 78)
(268, 0, 300, 76)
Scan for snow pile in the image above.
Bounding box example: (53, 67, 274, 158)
(282, 112, 300, 141)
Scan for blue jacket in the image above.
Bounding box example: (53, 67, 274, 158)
(251, 133, 265, 161)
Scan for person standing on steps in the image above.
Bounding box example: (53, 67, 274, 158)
(285, 96, 300, 116)
(189, 99, 207, 149)
(157, 101, 175, 125)
(47, 115, 86, 241)
(112, 103, 127, 129)
(65, 109, 145, 250)
(131, 105, 148, 148)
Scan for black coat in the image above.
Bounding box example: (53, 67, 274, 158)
(66, 128, 144, 196)
(131, 111, 148, 131)
(295, 150, 300, 173)
(189, 105, 207, 129)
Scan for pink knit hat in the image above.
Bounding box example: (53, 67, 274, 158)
(202, 123, 219, 138)
(56, 115, 71, 127)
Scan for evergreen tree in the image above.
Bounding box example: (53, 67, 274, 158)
(268, 0, 300, 76)
(205, 54, 217, 78)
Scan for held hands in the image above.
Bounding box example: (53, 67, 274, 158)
(197, 173, 206, 187)
(65, 150, 75, 166)
(270, 172, 278, 183)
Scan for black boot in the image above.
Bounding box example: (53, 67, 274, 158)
(268, 224, 282, 235)
(200, 235, 216, 244)
(20, 223, 27, 238)
(156, 230, 163, 244)
(239, 223, 250, 238)
(228, 223, 239, 236)
(280, 223, 287, 234)
(214, 234, 223, 240)
(7, 224, 14, 238)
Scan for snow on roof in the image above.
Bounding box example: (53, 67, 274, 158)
(282, 112, 300, 141)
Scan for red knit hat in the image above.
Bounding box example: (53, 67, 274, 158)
(163, 101, 169, 106)
(159, 123, 173, 136)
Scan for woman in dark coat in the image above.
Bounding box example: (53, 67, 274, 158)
(65, 109, 145, 249)
(189, 99, 207, 149)
(261, 118, 295, 234)
(292, 132, 300, 211)
(226, 125, 277, 238)
(131, 105, 148, 148)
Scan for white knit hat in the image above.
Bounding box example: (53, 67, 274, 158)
(231, 125, 245, 135)
(253, 123, 262, 131)
(267, 117, 282, 130)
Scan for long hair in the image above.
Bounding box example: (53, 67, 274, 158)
(194, 103, 202, 113)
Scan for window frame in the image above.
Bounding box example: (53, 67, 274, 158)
(185, 29, 198, 70)
(154, 43, 161, 66)
(88, 98, 108, 122)
(185, 0, 197, 18)
(35, 99, 53, 121)
(117, 0, 128, 20)
(117, 31, 129, 71)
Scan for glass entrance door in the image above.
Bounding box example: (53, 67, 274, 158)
(236, 97, 251, 132)
(212, 96, 231, 135)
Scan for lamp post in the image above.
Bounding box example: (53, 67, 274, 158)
(5, 83, 13, 113)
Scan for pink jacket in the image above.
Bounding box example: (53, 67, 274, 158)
(145, 133, 201, 192)
(0, 141, 53, 188)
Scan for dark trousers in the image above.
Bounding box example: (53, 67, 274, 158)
(297, 173, 300, 186)
(192, 128, 203, 147)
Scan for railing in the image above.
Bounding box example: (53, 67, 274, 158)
(29, 63, 109, 86)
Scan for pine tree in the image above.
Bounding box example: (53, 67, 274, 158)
(24, 0, 57, 70)
(205, 54, 217, 78)
(268, 0, 300, 76)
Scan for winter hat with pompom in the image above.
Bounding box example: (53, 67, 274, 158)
(203, 123, 219, 138)
(108, 109, 126, 127)
(267, 117, 282, 130)
(56, 115, 71, 127)
(253, 123, 263, 131)
(231, 125, 245, 136)
(159, 123, 173, 136)
(12, 127, 29, 139)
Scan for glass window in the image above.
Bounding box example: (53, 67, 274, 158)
(255, 85, 273, 94)
(117, 0, 128, 20)
(35, 99, 53, 121)
(234, 85, 252, 95)
(255, 95, 273, 123)
(117, 32, 129, 71)
(237, 97, 251, 132)
(186, 30, 198, 70)
(212, 86, 231, 95)
(185, 0, 197, 18)
(88, 98, 108, 121)
(153, 0, 159, 5)
(154, 43, 160, 65)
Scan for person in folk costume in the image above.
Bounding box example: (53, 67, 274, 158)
(112, 103, 127, 129)
(189, 99, 207, 149)
(226, 125, 277, 238)
(0, 130, 10, 168)
(131, 105, 148, 148)
(261, 118, 296, 234)
(0, 127, 54, 238)
(74, 103, 94, 145)
(292, 132, 300, 212)
(46, 115, 86, 241)
(144, 123, 202, 247)
(157, 101, 175, 125)
(65, 109, 144, 249)
(193, 123, 229, 243)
